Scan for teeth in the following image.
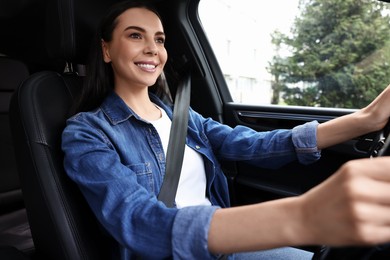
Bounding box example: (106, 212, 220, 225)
(137, 63, 156, 69)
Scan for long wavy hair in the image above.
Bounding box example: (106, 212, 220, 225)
(73, 1, 170, 114)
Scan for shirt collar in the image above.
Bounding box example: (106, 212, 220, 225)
(100, 91, 173, 125)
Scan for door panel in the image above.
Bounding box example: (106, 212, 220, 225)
(222, 102, 375, 206)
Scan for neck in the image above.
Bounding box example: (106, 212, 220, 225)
(114, 86, 161, 121)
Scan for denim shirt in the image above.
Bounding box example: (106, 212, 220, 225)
(62, 92, 320, 260)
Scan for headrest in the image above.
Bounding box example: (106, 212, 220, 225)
(45, 0, 116, 64)
(0, 57, 29, 112)
(0, 57, 29, 91)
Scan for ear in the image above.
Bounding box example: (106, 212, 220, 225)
(102, 40, 111, 63)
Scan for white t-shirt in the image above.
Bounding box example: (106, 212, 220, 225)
(149, 107, 211, 208)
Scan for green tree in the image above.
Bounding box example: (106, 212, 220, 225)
(268, 0, 390, 108)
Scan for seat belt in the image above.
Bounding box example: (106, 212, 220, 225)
(157, 71, 191, 208)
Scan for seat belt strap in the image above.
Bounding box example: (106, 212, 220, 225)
(157, 71, 191, 208)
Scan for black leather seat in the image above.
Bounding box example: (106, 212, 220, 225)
(0, 57, 33, 255)
(10, 71, 113, 260)
(0, 57, 28, 214)
(9, 0, 117, 259)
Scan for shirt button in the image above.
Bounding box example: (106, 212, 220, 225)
(195, 145, 201, 150)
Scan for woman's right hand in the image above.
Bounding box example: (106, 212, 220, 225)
(298, 157, 390, 246)
(208, 157, 390, 254)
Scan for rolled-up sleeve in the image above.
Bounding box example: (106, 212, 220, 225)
(198, 111, 321, 168)
(172, 206, 219, 259)
(292, 121, 321, 164)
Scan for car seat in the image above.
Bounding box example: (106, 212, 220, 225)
(10, 70, 115, 260)
(0, 56, 33, 256)
(9, 0, 117, 259)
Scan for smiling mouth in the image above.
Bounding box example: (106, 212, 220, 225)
(135, 63, 157, 69)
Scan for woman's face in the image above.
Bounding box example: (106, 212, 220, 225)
(102, 7, 167, 90)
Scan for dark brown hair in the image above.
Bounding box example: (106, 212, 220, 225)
(73, 1, 170, 114)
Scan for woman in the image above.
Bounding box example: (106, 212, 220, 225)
(62, 1, 390, 259)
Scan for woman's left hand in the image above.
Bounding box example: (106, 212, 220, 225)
(361, 84, 390, 132)
(317, 83, 390, 150)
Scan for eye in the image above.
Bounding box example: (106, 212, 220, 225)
(155, 37, 165, 44)
(129, 33, 142, 39)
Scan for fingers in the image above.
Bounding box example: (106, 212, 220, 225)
(360, 225, 390, 246)
(300, 157, 390, 246)
(340, 159, 390, 205)
(349, 178, 390, 205)
(340, 159, 390, 245)
(341, 157, 390, 182)
(344, 202, 390, 245)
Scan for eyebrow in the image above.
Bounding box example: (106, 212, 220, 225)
(124, 26, 165, 36)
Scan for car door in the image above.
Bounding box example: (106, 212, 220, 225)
(162, 0, 390, 207)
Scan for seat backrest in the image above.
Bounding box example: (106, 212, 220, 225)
(0, 56, 34, 254)
(0, 57, 28, 209)
(9, 72, 113, 260)
(8, 0, 118, 258)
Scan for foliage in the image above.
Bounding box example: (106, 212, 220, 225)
(268, 0, 390, 108)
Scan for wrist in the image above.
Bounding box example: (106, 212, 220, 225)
(360, 106, 386, 133)
(283, 195, 313, 247)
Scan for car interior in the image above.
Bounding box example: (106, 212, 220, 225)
(0, 0, 389, 259)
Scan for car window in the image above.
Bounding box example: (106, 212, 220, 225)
(199, 0, 390, 108)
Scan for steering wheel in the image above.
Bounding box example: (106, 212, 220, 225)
(370, 120, 390, 157)
(313, 120, 390, 260)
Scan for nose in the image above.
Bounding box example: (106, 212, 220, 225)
(143, 39, 158, 56)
